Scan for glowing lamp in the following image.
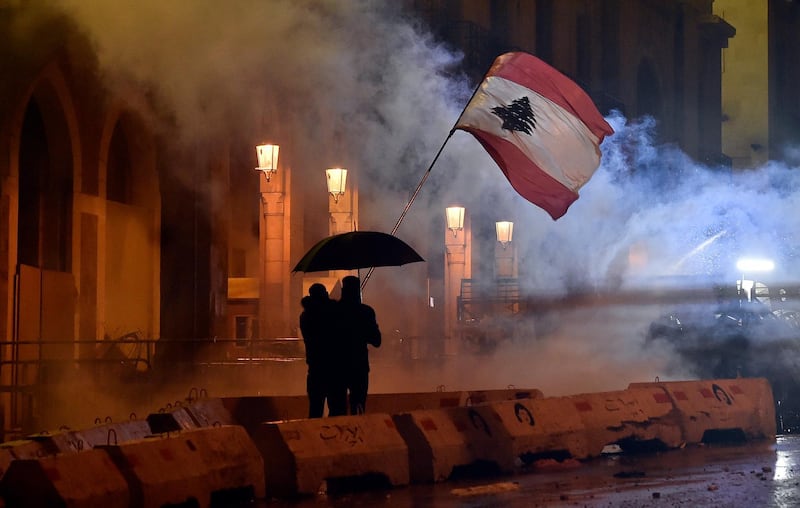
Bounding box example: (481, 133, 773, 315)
(445, 206, 465, 237)
(255, 143, 280, 181)
(495, 221, 514, 249)
(326, 168, 347, 202)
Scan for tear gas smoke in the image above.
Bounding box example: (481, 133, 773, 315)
(12, 1, 800, 426)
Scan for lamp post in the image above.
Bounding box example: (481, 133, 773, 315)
(444, 205, 468, 356)
(445, 206, 465, 237)
(255, 143, 290, 339)
(494, 220, 517, 279)
(326, 168, 347, 203)
(327, 167, 356, 236)
(255, 143, 280, 182)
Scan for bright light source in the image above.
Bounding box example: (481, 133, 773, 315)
(326, 168, 347, 202)
(445, 206, 465, 237)
(255, 143, 280, 181)
(736, 257, 775, 273)
(495, 221, 513, 249)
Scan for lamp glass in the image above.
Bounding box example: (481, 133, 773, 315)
(496, 221, 514, 247)
(255, 144, 279, 171)
(445, 206, 465, 235)
(326, 168, 347, 200)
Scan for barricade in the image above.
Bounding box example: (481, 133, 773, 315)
(367, 391, 464, 414)
(488, 396, 590, 464)
(392, 408, 476, 483)
(464, 388, 544, 405)
(221, 395, 308, 433)
(182, 397, 237, 427)
(628, 377, 776, 444)
(146, 403, 198, 434)
(100, 425, 264, 507)
(0, 448, 129, 507)
(567, 386, 684, 456)
(253, 413, 409, 497)
(75, 419, 153, 448)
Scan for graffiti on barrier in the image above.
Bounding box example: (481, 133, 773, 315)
(319, 423, 365, 447)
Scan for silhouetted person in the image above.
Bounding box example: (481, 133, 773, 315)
(299, 284, 346, 417)
(337, 275, 381, 414)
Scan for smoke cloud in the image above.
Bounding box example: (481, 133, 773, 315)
(14, 1, 800, 425)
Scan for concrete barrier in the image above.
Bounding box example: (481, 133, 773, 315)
(253, 413, 409, 497)
(0, 448, 129, 507)
(367, 391, 464, 414)
(628, 378, 776, 444)
(392, 408, 476, 483)
(567, 386, 685, 456)
(74, 419, 153, 449)
(146, 404, 198, 434)
(221, 395, 308, 432)
(489, 397, 590, 463)
(100, 425, 264, 507)
(182, 397, 237, 427)
(464, 388, 544, 405)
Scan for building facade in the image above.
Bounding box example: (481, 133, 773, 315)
(3, 0, 798, 436)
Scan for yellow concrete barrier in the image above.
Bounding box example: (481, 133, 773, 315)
(0, 448, 129, 507)
(101, 425, 264, 507)
(567, 386, 684, 456)
(253, 413, 409, 497)
(628, 378, 776, 444)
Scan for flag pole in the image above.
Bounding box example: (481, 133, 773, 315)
(361, 76, 487, 290)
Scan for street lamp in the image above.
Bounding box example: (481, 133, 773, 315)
(326, 168, 347, 203)
(255, 143, 280, 182)
(445, 206, 465, 237)
(495, 221, 514, 249)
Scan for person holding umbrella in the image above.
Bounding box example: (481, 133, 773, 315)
(299, 283, 346, 417)
(337, 275, 382, 414)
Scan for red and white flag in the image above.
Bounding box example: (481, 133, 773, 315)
(456, 52, 614, 220)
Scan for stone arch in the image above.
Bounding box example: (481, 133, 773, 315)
(14, 63, 80, 273)
(98, 105, 160, 344)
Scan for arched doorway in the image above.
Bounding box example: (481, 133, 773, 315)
(101, 110, 159, 357)
(14, 78, 77, 431)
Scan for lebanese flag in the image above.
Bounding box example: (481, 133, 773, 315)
(456, 52, 614, 220)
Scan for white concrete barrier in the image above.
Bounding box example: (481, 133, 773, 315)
(628, 378, 776, 444)
(221, 395, 308, 431)
(488, 397, 590, 463)
(367, 392, 464, 414)
(253, 413, 409, 497)
(0, 448, 129, 507)
(567, 386, 684, 456)
(100, 425, 264, 507)
(392, 408, 476, 483)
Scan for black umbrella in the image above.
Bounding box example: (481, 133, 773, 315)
(292, 231, 424, 273)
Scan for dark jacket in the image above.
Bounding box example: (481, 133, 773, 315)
(299, 294, 337, 372)
(337, 296, 381, 373)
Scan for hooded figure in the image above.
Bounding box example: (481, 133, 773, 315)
(336, 275, 381, 414)
(299, 283, 346, 417)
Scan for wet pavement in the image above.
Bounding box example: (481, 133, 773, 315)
(262, 435, 800, 507)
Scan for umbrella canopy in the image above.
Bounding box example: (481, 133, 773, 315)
(292, 231, 425, 273)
